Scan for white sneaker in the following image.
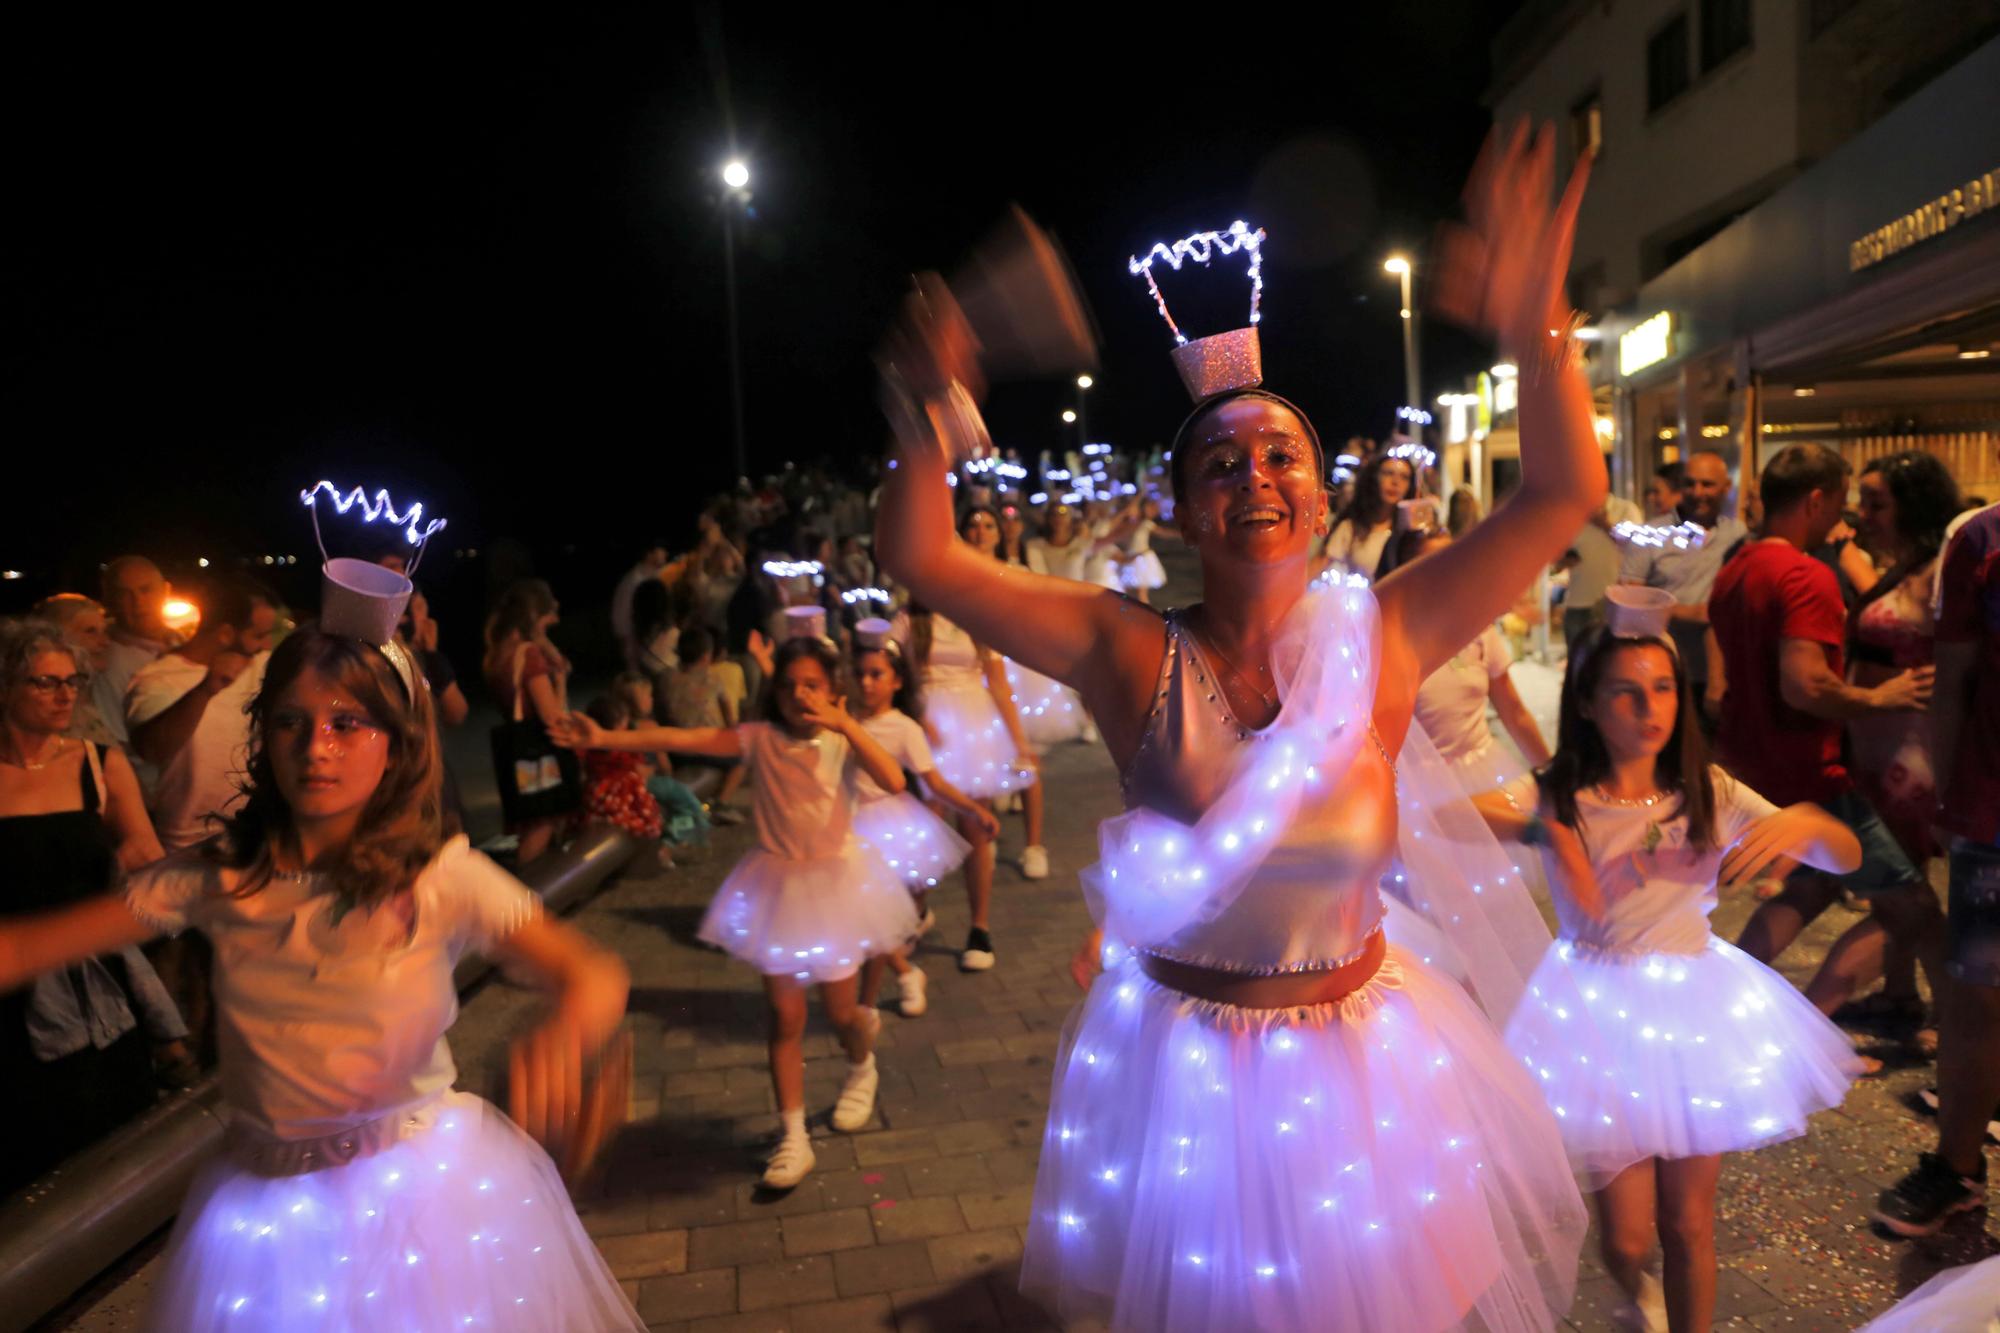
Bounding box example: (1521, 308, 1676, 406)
(960, 928, 996, 972)
(1020, 845, 1050, 880)
(831, 1059, 879, 1133)
(1635, 1273, 1668, 1333)
(898, 967, 929, 1017)
(761, 1134, 815, 1189)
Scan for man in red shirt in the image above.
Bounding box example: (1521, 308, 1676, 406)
(1709, 443, 1939, 1019)
(1874, 494, 2000, 1236)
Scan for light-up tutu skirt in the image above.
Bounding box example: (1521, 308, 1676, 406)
(852, 791, 972, 893)
(698, 841, 918, 981)
(922, 680, 1036, 799)
(145, 1091, 642, 1332)
(1006, 659, 1092, 749)
(1859, 1255, 2000, 1331)
(1119, 551, 1167, 591)
(1022, 945, 1587, 1333)
(1503, 935, 1860, 1168)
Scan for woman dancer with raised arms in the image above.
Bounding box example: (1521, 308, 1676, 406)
(878, 123, 1603, 1332)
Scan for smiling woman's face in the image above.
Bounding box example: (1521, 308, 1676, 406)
(1175, 398, 1327, 566)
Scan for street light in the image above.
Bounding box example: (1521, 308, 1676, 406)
(1383, 253, 1432, 498)
(1075, 374, 1093, 390)
(718, 159, 753, 482)
(1061, 409, 1078, 424)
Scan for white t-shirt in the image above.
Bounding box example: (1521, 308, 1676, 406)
(124, 835, 538, 1139)
(856, 708, 936, 803)
(1025, 536, 1091, 582)
(741, 721, 860, 861)
(1320, 519, 1392, 582)
(1413, 625, 1511, 767)
(1503, 766, 1779, 955)
(126, 651, 270, 851)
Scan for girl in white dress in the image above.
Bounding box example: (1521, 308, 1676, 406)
(969, 502, 1094, 749)
(1478, 589, 1863, 1333)
(1117, 496, 1170, 603)
(560, 637, 915, 1189)
(847, 620, 1001, 1019)
(0, 626, 643, 1331)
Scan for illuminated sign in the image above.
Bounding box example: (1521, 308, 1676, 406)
(1619, 312, 1674, 377)
(1849, 166, 2000, 272)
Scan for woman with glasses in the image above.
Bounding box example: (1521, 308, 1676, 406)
(0, 616, 187, 1192)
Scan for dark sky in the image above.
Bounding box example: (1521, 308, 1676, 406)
(3, 4, 1514, 585)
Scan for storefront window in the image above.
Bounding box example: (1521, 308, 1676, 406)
(1700, 0, 1752, 72)
(1647, 13, 1692, 112)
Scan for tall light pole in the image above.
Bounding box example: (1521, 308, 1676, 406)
(720, 159, 752, 482)
(1383, 256, 1422, 428)
(1073, 373, 1093, 455)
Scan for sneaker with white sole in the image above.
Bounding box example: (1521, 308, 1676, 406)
(761, 1134, 815, 1189)
(1020, 845, 1050, 880)
(899, 966, 929, 1017)
(960, 927, 996, 972)
(831, 1059, 879, 1132)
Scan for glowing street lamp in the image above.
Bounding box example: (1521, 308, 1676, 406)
(721, 160, 750, 190)
(1061, 409, 1078, 424)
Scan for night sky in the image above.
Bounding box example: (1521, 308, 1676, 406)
(4, 4, 1513, 594)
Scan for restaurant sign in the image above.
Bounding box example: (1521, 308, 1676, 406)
(1849, 166, 2000, 272)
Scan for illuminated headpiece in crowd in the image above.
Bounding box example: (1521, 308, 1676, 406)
(852, 617, 899, 655)
(1572, 585, 1678, 678)
(300, 480, 444, 698)
(782, 605, 829, 642)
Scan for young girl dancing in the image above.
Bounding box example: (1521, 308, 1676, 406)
(1479, 587, 1864, 1333)
(558, 636, 916, 1189)
(847, 619, 1000, 1019)
(0, 624, 642, 1331)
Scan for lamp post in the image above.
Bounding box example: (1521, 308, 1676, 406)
(720, 159, 752, 482)
(1383, 256, 1422, 426)
(1073, 373, 1093, 454)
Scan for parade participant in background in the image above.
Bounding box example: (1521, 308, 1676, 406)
(1397, 528, 1551, 788)
(1618, 450, 1744, 706)
(966, 502, 1095, 753)
(879, 122, 1602, 1333)
(1872, 483, 2000, 1239)
(0, 588, 642, 1330)
(1113, 494, 1169, 604)
(33, 593, 130, 748)
(845, 620, 999, 1021)
(1710, 445, 1944, 1034)
(1, 616, 191, 1193)
(1480, 588, 1861, 1333)
(906, 590, 1044, 972)
(556, 636, 916, 1189)
(1315, 451, 1414, 582)
(1643, 463, 1685, 521)
(482, 578, 578, 865)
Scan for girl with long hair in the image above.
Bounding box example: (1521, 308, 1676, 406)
(847, 625, 1000, 1020)
(1317, 451, 1417, 581)
(482, 578, 575, 864)
(0, 626, 641, 1330)
(556, 637, 914, 1190)
(1478, 595, 1863, 1332)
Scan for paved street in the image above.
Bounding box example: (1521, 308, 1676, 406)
(60, 550, 1997, 1332)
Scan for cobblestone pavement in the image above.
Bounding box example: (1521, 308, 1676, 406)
(59, 552, 1997, 1332)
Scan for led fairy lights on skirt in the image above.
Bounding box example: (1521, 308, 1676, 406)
(300, 479, 447, 698)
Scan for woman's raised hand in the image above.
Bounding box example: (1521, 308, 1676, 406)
(1430, 119, 1593, 360)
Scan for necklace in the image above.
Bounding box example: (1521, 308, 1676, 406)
(1191, 617, 1278, 710)
(0, 736, 69, 771)
(1591, 784, 1671, 808)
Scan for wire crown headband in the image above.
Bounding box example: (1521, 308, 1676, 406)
(1129, 220, 1268, 402)
(300, 479, 446, 697)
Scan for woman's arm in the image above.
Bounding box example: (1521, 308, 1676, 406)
(1488, 672, 1551, 767)
(1470, 788, 1604, 920)
(1719, 803, 1862, 882)
(1838, 540, 1879, 597)
(491, 914, 631, 1161)
(102, 746, 166, 872)
(1377, 124, 1604, 682)
(0, 895, 161, 991)
(437, 680, 471, 728)
(525, 672, 566, 729)
(552, 713, 744, 759)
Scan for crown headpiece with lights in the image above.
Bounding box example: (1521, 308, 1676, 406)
(300, 480, 447, 697)
(1128, 219, 1267, 401)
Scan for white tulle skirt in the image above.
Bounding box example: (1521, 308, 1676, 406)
(1119, 551, 1167, 591)
(1503, 936, 1860, 1171)
(1021, 948, 1586, 1333)
(699, 841, 919, 981)
(144, 1092, 642, 1332)
(1859, 1255, 2000, 1331)
(923, 680, 1036, 799)
(1006, 659, 1091, 748)
(852, 791, 972, 892)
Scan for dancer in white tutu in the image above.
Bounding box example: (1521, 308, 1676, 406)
(879, 122, 1607, 1332)
(907, 577, 1044, 971)
(967, 501, 1096, 749)
(559, 635, 915, 1188)
(1398, 527, 1551, 792)
(1115, 495, 1170, 604)
(1024, 502, 1093, 582)
(1478, 586, 1864, 1332)
(0, 618, 643, 1331)
(846, 618, 1001, 1019)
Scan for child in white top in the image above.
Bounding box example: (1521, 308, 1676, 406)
(0, 627, 641, 1331)
(558, 636, 915, 1190)
(1475, 607, 1862, 1333)
(848, 624, 1000, 1021)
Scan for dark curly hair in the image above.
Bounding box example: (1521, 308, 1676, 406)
(209, 627, 444, 911)
(1850, 450, 1962, 632)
